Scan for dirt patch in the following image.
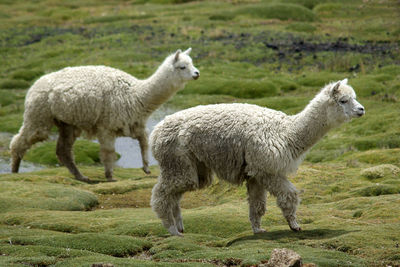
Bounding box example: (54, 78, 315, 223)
(199, 30, 399, 66)
(96, 187, 220, 210)
(96, 188, 152, 209)
(162, 257, 243, 266)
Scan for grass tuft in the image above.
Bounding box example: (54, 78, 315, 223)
(182, 78, 278, 99)
(0, 79, 31, 90)
(286, 22, 316, 33)
(236, 3, 317, 22)
(9, 233, 151, 257)
(0, 180, 98, 212)
(355, 185, 400, 197)
(360, 164, 400, 180)
(11, 70, 44, 81)
(0, 90, 17, 107)
(24, 140, 101, 165)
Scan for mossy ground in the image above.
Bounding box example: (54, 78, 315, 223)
(0, 164, 399, 266)
(0, 0, 399, 266)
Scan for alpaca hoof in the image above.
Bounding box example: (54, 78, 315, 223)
(11, 157, 21, 173)
(168, 225, 183, 236)
(290, 226, 302, 232)
(143, 167, 151, 174)
(105, 171, 113, 180)
(176, 232, 184, 237)
(287, 217, 301, 232)
(76, 176, 91, 183)
(253, 228, 267, 234)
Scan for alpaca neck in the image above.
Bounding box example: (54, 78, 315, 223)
(290, 93, 332, 157)
(139, 61, 185, 113)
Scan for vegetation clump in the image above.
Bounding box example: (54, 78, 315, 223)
(24, 140, 101, 166)
(361, 164, 400, 179)
(237, 3, 317, 22)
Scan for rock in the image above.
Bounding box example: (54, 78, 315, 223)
(91, 264, 114, 267)
(361, 164, 400, 179)
(266, 248, 302, 267)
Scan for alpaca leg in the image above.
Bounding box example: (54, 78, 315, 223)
(151, 155, 198, 236)
(10, 130, 29, 173)
(10, 125, 50, 173)
(56, 122, 89, 182)
(272, 177, 301, 232)
(151, 181, 182, 236)
(172, 193, 184, 233)
(137, 131, 150, 174)
(247, 178, 267, 234)
(98, 135, 116, 181)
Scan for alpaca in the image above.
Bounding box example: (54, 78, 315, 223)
(150, 79, 365, 236)
(10, 48, 199, 182)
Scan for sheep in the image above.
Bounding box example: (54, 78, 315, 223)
(10, 48, 199, 183)
(150, 79, 365, 236)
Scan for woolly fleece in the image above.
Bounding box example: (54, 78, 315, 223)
(10, 48, 199, 182)
(150, 79, 365, 236)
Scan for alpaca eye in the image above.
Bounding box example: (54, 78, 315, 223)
(179, 66, 186, 70)
(340, 99, 348, 104)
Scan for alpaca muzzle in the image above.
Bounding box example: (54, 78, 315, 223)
(192, 71, 200, 80)
(356, 106, 365, 117)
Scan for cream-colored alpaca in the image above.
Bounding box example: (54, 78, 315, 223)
(150, 79, 365, 236)
(10, 48, 199, 182)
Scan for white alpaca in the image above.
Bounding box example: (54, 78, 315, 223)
(150, 79, 365, 236)
(10, 48, 199, 182)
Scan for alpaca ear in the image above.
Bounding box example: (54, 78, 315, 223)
(330, 82, 341, 97)
(183, 47, 192, 55)
(174, 49, 182, 63)
(342, 78, 348, 85)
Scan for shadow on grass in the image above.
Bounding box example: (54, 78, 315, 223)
(85, 179, 122, 184)
(226, 228, 356, 246)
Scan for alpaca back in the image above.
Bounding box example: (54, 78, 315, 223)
(152, 103, 294, 183)
(26, 66, 144, 134)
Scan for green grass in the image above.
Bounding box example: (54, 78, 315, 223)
(0, 0, 399, 266)
(10, 69, 44, 81)
(24, 140, 102, 166)
(286, 22, 317, 33)
(0, 164, 399, 266)
(236, 3, 317, 22)
(0, 79, 31, 89)
(182, 77, 279, 98)
(9, 233, 151, 257)
(0, 90, 17, 107)
(0, 180, 98, 212)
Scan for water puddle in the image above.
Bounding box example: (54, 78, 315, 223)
(113, 106, 177, 168)
(0, 158, 43, 174)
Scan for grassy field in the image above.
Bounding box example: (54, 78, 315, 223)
(0, 0, 399, 266)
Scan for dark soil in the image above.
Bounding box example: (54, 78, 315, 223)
(2, 25, 398, 68)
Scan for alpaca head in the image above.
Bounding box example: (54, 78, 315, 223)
(326, 78, 365, 126)
(169, 48, 200, 82)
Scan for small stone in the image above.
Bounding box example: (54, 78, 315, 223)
(91, 264, 114, 267)
(267, 248, 302, 267)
